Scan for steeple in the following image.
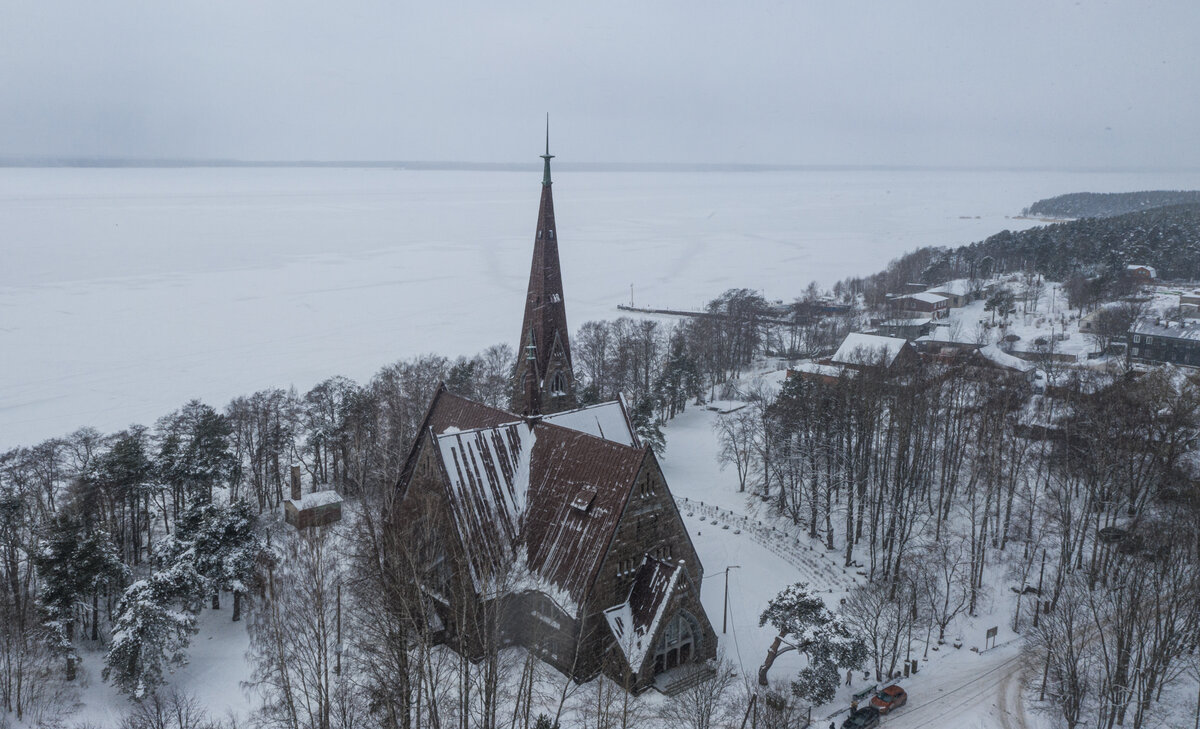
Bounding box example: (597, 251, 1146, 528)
(513, 117, 576, 415)
(541, 113, 554, 186)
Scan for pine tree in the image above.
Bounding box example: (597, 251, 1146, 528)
(35, 515, 126, 679)
(159, 501, 261, 619)
(630, 396, 666, 455)
(104, 558, 204, 698)
(760, 583, 867, 704)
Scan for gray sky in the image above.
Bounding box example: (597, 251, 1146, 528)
(2, 1, 1197, 168)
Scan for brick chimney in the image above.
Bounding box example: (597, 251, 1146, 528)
(290, 464, 302, 502)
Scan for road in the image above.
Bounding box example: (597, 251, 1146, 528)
(878, 645, 1029, 729)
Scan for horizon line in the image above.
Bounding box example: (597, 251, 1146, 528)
(1, 157, 1198, 174)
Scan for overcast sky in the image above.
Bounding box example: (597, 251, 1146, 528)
(1, 1, 1197, 168)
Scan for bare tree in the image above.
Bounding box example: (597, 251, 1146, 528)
(656, 657, 738, 729)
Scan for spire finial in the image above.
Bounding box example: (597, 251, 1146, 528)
(540, 113, 554, 186)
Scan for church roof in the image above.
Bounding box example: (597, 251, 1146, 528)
(603, 556, 685, 670)
(420, 388, 647, 617)
(539, 397, 640, 448)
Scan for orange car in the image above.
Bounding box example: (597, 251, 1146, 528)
(870, 685, 908, 714)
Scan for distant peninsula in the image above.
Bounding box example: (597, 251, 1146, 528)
(1023, 190, 1200, 219)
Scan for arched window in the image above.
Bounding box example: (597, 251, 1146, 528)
(551, 371, 568, 395)
(653, 611, 699, 674)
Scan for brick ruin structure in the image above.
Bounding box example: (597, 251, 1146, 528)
(391, 129, 717, 694)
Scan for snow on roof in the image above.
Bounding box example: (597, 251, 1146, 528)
(901, 291, 950, 304)
(791, 361, 845, 378)
(979, 344, 1036, 373)
(832, 332, 909, 367)
(604, 557, 683, 671)
(1127, 264, 1158, 277)
(540, 398, 639, 447)
(880, 317, 933, 327)
(425, 394, 649, 618)
(927, 279, 973, 297)
(435, 421, 535, 592)
(1131, 319, 1200, 341)
(286, 490, 342, 510)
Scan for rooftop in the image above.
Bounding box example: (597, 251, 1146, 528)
(832, 332, 910, 367)
(1131, 319, 1200, 342)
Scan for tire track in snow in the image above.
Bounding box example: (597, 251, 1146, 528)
(884, 653, 1022, 729)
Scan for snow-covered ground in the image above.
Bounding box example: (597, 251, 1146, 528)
(7, 166, 1200, 449)
(662, 397, 1042, 729)
(70, 606, 253, 727)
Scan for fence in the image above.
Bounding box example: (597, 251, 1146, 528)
(675, 497, 857, 591)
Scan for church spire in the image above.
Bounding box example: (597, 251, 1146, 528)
(541, 113, 553, 186)
(512, 118, 576, 415)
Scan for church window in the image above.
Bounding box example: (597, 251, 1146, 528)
(653, 612, 698, 674)
(551, 371, 568, 395)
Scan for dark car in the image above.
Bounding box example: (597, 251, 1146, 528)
(870, 684, 908, 714)
(841, 706, 880, 729)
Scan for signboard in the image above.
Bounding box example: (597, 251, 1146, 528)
(985, 626, 998, 650)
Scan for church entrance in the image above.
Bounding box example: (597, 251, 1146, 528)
(653, 612, 698, 675)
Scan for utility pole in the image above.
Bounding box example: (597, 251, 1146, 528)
(723, 565, 742, 634)
(1033, 549, 1046, 629)
(335, 581, 342, 676)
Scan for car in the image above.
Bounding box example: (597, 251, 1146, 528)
(841, 706, 880, 729)
(870, 684, 908, 714)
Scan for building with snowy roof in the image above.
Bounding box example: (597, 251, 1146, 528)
(926, 279, 979, 308)
(391, 134, 716, 695)
(283, 464, 342, 529)
(1128, 319, 1200, 367)
(830, 332, 920, 371)
(890, 291, 950, 319)
(1125, 265, 1158, 285)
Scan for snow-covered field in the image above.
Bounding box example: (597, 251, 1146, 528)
(7, 166, 1200, 449)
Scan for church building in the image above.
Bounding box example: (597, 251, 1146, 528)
(391, 130, 717, 694)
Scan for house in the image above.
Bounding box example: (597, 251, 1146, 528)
(977, 344, 1038, 378)
(891, 291, 950, 319)
(926, 279, 976, 309)
(1179, 290, 1200, 315)
(391, 137, 717, 695)
(787, 360, 846, 385)
(829, 332, 921, 371)
(1128, 319, 1200, 367)
(1125, 265, 1158, 285)
(283, 464, 342, 529)
(877, 317, 935, 340)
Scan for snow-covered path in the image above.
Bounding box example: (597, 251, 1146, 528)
(660, 401, 1037, 729)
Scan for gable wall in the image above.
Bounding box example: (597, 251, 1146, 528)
(577, 454, 708, 682)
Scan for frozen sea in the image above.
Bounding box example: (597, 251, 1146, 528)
(4, 166, 1200, 449)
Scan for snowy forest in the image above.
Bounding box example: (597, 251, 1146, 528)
(840, 202, 1200, 305)
(1024, 191, 1200, 219)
